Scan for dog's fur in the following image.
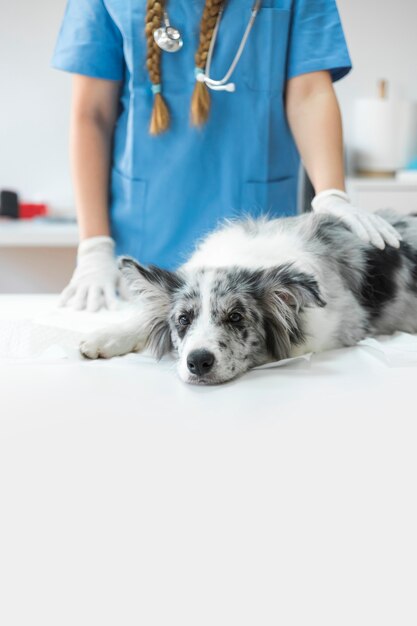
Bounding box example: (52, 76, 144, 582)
(80, 210, 417, 384)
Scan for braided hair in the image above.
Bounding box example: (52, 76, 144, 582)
(192, 0, 225, 126)
(145, 0, 169, 134)
(144, 0, 226, 134)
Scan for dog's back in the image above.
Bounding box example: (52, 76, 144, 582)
(183, 210, 417, 353)
(309, 210, 417, 339)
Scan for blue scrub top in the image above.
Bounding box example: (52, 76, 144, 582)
(52, 0, 352, 269)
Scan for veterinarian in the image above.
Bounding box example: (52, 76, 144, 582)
(52, 0, 402, 312)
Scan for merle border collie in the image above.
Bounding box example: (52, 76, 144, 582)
(79, 210, 417, 384)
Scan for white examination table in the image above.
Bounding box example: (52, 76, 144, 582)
(0, 295, 416, 626)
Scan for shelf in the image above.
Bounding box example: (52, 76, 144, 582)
(346, 177, 417, 215)
(347, 176, 417, 192)
(0, 219, 79, 247)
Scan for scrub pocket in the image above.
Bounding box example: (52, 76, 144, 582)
(243, 6, 291, 94)
(109, 167, 148, 257)
(241, 177, 297, 219)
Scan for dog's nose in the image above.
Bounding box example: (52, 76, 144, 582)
(187, 349, 215, 377)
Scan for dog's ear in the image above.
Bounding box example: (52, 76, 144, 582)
(258, 263, 327, 312)
(253, 264, 326, 361)
(118, 256, 184, 299)
(118, 256, 184, 359)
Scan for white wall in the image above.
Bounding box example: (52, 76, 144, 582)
(0, 0, 416, 211)
(0, 0, 72, 212)
(335, 0, 417, 161)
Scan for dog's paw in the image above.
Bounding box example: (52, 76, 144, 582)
(79, 330, 145, 360)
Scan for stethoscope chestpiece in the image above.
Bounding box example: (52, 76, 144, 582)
(153, 26, 183, 52)
(153, 12, 183, 53)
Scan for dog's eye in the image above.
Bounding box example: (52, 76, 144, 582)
(178, 314, 190, 326)
(229, 312, 243, 324)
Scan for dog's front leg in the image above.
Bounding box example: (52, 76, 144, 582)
(79, 313, 147, 360)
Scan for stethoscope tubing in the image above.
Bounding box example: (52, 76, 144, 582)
(202, 0, 262, 91)
(154, 0, 263, 91)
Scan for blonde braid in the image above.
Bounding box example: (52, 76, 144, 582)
(191, 0, 226, 127)
(145, 0, 170, 134)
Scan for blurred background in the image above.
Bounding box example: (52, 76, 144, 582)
(1, 0, 417, 293)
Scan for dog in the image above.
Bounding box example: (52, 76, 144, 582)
(79, 209, 417, 384)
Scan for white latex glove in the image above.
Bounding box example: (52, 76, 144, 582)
(59, 236, 131, 312)
(311, 189, 402, 250)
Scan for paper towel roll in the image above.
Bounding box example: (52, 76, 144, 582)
(353, 98, 416, 175)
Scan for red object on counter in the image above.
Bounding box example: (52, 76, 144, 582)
(19, 203, 48, 219)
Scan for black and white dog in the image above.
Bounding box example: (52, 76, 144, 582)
(80, 210, 417, 384)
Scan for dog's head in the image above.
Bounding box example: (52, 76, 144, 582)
(119, 257, 326, 384)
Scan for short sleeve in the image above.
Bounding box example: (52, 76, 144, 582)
(51, 0, 124, 81)
(286, 0, 352, 83)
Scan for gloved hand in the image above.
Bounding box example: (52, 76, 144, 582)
(59, 236, 130, 312)
(311, 189, 402, 250)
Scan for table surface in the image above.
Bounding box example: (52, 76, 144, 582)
(1, 296, 416, 626)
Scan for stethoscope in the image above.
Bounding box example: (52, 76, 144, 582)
(153, 11, 183, 53)
(153, 0, 262, 92)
